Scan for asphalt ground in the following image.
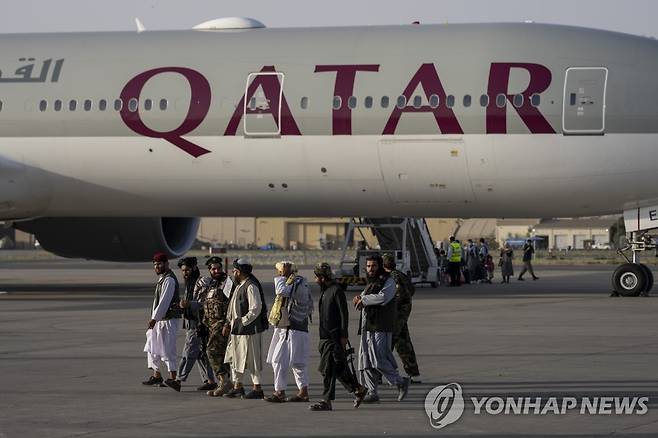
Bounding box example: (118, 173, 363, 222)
(0, 261, 657, 437)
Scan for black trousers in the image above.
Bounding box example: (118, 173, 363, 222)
(448, 262, 461, 286)
(318, 339, 360, 401)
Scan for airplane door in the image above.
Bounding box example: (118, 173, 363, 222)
(562, 67, 608, 135)
(378, 138, 474, 204)
(243, 71, 284, 136)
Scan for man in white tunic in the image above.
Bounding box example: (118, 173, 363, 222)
(142, 252, 182, 392)
(265, 261, 313, 403)
(223, 259, 269, 399)
(353, 255, 409, 403)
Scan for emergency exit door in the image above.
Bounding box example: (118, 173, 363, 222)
(562, 67, 608, 134)
(243, 71, 284, 136)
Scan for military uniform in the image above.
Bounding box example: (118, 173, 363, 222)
(389, 270, 420, 378)
(202, 273, 231, 384)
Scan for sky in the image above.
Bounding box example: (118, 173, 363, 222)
(0, 0, 656, 36)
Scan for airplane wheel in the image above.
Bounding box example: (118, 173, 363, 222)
(611, 263, 647, 297)
(639, 263, 653, 293)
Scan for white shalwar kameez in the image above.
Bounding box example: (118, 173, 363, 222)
(266, 276, 311, 392)
(224, 279, 263, 385)
(144, 274, 181, 373)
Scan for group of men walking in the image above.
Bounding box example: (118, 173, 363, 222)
(142, 252, 418, 411)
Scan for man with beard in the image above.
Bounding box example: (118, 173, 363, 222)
(309, 263, 366, 411)
(142, 252, 182, 392)
(223, 259, 269, 399)
(352, 255, 409, 403)
(176, 257, 217, 392)
(382, 254, 421, 383)
(201, 257, 234, 397)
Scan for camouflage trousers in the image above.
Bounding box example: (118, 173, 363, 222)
(206, 322, 230, 380)
(392, 320, 420, 377)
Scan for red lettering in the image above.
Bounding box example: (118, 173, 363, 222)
(120, 67, 211, 157)
(224, 66, 301, 135)
(486, 63, 555, 134)
(383, 63, 463, 135)
(314, 64, 379, 134)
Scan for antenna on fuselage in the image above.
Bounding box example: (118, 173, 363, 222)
(135, 18, 146, 33)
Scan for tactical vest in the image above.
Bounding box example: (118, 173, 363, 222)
(154, 270, 181, 320)
(449, 242, 462, 262)
(362, 274, 397, 333)
(231, 275, 269, 335)
(203, 275, 230, 326)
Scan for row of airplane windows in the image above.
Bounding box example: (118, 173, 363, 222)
(0, 93, 541, 113)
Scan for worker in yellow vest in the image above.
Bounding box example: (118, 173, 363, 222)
(447, 236, 463, 287)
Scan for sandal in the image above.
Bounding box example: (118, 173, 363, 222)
(309, 400, 332, 411)
(264, 392, 286, 403)
(286, 394, 309, 402)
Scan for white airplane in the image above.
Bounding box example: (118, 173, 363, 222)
(1, 17, 656, 295)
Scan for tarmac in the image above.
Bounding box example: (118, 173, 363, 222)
(0, 260, 657, 437)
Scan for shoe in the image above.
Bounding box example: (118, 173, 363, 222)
(353, 385, 367, 408)
(243, 389, 265, 399)
(264, 392, 287, 403)
(223, 386, 246, 398)
(207, 382, 232, 397)
(142, 376, 163, 386)
(309, 400, 332, 411)
(410, 376, 422, 384)
(361, 393, 380, 403)
(164, 379, 181, 392)
(532, 276, 539, 280)
(397, 377, 410, 401)
(197, 382, 218, 391)
(286, 394, 309, 402)
(518, 277, 525, 281)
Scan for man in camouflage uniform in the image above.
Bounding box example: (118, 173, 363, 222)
(382, 254, 421, 382)
(200, 257, 233, 397)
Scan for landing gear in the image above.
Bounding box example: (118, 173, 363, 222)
(612, 232, 654, 297)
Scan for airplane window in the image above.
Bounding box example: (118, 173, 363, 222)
(144, 99, 152, 111)
(570, 93, 576, 106)
(381, 96, 389, 108)
(114, 99, 123, 111)
(530, 94, 541, 107)
(300, 97, 308, 109)
(463, 95, 472, 107)
(0, 100, 3, 112)
(413, 95, 422, 109)
(159, 99, 168, 111)
(396, 96, 407, 109)
(446, 95, 455, 108)
(496, 94, 507, 108)
(429, 94, 439, 108)
(348, 96, 357, 109)
(128, 98, 138, 112)
(513, 94, 524, 107)
(54, 100, 62, 112)
(69, 100, 77, 111)
(249, 97, 257, 110)
(480, 94, 489, 107)
(332, 96, 342, 110)
(84, 99, 93, 111)
(364, 96, 373, 108)
(98, 99, 107, 111)
(39, 100, 47, 112)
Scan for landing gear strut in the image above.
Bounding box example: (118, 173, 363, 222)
(611, 232, 654, 297)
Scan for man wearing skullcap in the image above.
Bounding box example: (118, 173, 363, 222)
(265, 261, 313, 403)
(309, 263, 367, 411)
(143, 252, 182, 391)
(175, 256, 217, 392)
(223, 259, 269, 399)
